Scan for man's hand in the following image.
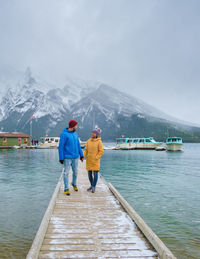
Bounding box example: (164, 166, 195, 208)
(80, 156, 84, 162)
(59, 160, 64, 164)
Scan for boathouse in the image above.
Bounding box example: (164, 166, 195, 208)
(0, 132, 30, 148)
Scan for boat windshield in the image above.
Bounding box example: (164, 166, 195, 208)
(167, 137, 182, 143)
(139, 139, 145, 143)
(116, 139, 127, 144)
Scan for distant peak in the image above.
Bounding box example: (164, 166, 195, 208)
(23, 67, 36, 85)
(25, 67, 31, 77)
(98, 83, 115, 91)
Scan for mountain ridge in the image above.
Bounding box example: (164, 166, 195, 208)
(0, 68, 200, 142)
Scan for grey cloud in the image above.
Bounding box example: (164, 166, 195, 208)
(0, 0, 200, 124)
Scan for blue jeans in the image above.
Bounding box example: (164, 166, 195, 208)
(88, 171, 98, 187)
(63, 158, 79, 190)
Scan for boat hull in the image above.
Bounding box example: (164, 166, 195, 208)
(37, 143, 58, 149)
(116, 142, 162, 150)
(155, 146, 166, 151)
(80, 141, 86, 149)
(166, 143, 183, 151)
(133, 143, 162, 150)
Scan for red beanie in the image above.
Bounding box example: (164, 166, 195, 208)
(69, 120, 78, 128)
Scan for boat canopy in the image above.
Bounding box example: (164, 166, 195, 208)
(166, 137, 183, 143)
(116, 138, 129, 144)
(116, 137, 160, 144)
(41, 137, 60, 143)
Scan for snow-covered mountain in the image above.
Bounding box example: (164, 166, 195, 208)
(0, 68, 199, 141)
(0, 68, 98, 131)
(71, 84, 177, 124)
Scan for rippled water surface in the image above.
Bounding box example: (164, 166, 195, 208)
(0, 149, 61, 258)
(101, 144, 200, 259)
(0, 144, 200, 258)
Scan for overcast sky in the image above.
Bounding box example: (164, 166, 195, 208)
(0, 0, 200, 124)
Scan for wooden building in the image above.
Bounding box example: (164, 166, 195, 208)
(0, 132, 30, 148)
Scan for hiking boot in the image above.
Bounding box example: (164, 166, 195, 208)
(64, 189, 70, 196)
(73, 185, 78, 192)
(87, 186, 92, 191)
(92, 186, 95, 193)
(71, 183, 78, 191)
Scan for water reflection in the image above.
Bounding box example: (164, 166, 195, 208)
(0, 145, 200, 258)
(101, 144, 200, 259)
(0, 149, 61, 258)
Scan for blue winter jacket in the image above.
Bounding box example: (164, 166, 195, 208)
(58, 128, 83, 160)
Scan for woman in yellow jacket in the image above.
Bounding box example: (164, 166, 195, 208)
(83, 128, 104, 193)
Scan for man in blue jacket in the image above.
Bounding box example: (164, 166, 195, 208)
(59, 120, 83, 196)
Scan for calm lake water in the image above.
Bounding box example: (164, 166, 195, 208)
(0, 144, 200, 259)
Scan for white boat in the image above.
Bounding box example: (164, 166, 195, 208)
(79, 139, 86, 149)
(116, 137, 163, 150)
(38, 137, 60, 149)
(166, 137, 183, 151)
(155, 146, 166, 151)
(103, 145, 116, 150)
(13, 145, 21, 149)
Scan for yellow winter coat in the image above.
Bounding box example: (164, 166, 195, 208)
(83, 137, 104, 171)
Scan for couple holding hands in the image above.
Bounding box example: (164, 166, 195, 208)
(58, 120, 104, 195)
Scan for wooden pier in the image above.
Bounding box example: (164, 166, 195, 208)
(27, 162, 176, 259)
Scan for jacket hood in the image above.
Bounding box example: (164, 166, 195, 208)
(63, 128, 76, 133)
(90, 136, 102, 142)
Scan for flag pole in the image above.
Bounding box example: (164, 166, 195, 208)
(30, 118, 32, 144)
(30, 115, 35, 144)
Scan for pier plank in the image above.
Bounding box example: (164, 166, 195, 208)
(27, 161, 176, 259)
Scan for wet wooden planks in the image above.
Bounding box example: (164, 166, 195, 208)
(37, 162, 159, 258)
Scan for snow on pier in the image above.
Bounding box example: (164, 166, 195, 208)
(27, 162, 176, 259)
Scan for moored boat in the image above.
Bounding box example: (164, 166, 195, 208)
(155, 146, 166, 151)
(79, 139, 87, 149)
(166, 137, 183, 151)
(13, 145, 21, 149)
(37, 137, 60, 149)
(116, 137, 162, 150)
